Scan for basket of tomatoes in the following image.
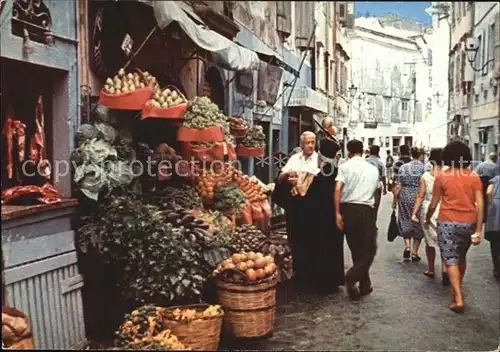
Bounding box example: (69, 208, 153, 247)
(213, 252, 278, 339)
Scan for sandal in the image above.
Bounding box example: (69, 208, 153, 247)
(403, 248, 411, 261)
(423, 271, 435, 278)
(411, 254, 421, 262)
(448, 302, 465, 314)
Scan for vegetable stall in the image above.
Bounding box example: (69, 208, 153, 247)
(74, 68, 292, 350)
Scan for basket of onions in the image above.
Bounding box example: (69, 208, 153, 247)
(99, 68, 156, 110)
(213, 252, 278, 339)
(141, 85, 188, 119)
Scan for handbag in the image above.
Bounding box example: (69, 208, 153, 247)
(387, 210, 399, 242)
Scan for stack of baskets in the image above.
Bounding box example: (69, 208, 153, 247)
(216, 271, 278, 339)
(162, 304, 224, 350)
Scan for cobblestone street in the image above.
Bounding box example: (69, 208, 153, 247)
(223, 195, 500, 351)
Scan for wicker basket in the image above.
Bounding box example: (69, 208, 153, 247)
(216, 270, 278, 338)
(162, 303, 223, 350)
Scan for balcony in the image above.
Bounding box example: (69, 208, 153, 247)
(336, 27, 351, 59)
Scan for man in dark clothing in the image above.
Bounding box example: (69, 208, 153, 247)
(365, 145, 387, 219)
(273, 133, 345, 293)
(386, 150, 395, 191)
(393, 144, 412, 183)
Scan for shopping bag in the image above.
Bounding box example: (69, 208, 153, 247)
(387, 210, 399, 242)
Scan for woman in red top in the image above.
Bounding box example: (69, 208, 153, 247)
(425, 141, 483, 313)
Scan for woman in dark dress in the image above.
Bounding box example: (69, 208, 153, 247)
(272, 137, 344, 293)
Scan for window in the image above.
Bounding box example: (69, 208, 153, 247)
(489, 22, 496, 72)
(461, 51, 466, 82)
(451, 3, 456, 27)
(402, 100, 408, 111)
(339, 3, 346, 18)
(480, 32, 486, 75)
(335, 60, 339, 92)
(462, 2, 467, 15)
(450, 60, 455, 91)
(368, 138, 375, 147)
(385, 137, 390, 148)
(324, 52, 329, 93)
(457, 1, 461, 21)
(455, 54, 460, 91)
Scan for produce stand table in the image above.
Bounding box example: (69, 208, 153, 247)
(2, 199, 87, 349)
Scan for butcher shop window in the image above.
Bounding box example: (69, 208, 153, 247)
(1, 59, 59, 205)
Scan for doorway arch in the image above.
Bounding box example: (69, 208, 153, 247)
(203, 66, 225, 112)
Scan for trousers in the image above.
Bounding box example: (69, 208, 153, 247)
(341, 203, 377, 289)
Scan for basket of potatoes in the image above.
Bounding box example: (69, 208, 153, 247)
(99, 68, 156, 110)
(141, 85, 188, 120)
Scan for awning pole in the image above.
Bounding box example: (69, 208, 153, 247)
(123, 26, 158, 70)
(284, 23, 317, 109)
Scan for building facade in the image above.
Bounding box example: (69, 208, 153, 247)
(422, 2, 451, 149)
(470, 1, 499, 160)
(349, 15, 430, 153)
(447, 2, 474, 146)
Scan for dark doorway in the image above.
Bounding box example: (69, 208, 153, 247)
(203, 67, 225, 113)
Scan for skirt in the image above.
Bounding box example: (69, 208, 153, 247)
(420, 200, 439, 249)
(437, 221, 474, 266)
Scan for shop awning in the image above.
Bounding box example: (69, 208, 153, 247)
(144, 1, 259, 72)
(287, 87, 328, 114)
(235, 29, 300, 78)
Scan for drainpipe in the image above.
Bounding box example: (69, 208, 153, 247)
(332, 3, 338, 124)
(311, 5, 317, 90)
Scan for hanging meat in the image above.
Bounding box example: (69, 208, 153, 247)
(29, 95, 50, 179)
(2, 105, 27, 183)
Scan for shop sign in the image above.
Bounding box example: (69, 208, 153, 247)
(397, 126, 412, 134)
(287, 87, 328, 114)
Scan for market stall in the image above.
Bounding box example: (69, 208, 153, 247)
(71, 59, 294, 348)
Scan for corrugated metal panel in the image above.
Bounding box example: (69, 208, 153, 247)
(5, 255, 86, 349)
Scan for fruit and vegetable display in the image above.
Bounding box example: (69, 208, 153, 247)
(228, 116, 248, 136)
(232, 224, 268, 253)
(78, 196, 208, 305)
(214, 251, 278, 282)
(157, 204, 213, 248)
(147, 87, 186, 109)
(164, 305, 223, 322)
(149, 186, 202, 211)
(240, 125, 266, 149)
(195, 164, 267, 204)
(192, 209, 235, 246)
(182, 96, 226, 130)
(115, 305, 166, 347)
(212, 183, 247, 214)
(103, 69, 158, 94)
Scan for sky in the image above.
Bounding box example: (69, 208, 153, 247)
(354, 1, 432, 24)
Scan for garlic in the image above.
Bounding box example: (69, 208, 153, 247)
(118, 68, 125, 77)
(129, 84, 136, 91)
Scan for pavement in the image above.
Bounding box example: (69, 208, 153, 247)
(221, 194, 500, 351)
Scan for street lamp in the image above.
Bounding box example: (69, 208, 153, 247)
(348, 84, 358, 99)
(432, 91, 447, 108)
(464, 37, 495, 72)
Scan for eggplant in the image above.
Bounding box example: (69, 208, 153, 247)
(193, 228, 211, 239)
(192, 223, 210, 230)
(181, 215, 195, 224)
(166, 212, 180, 221)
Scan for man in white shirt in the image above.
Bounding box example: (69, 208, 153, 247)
(334, 139, 379, 299)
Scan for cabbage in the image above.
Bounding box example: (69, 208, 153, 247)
(76, 124, 98, 146)
(106, 160, 135, 188)
(95, 123, 118, 144)
(74, 163, 109, 201)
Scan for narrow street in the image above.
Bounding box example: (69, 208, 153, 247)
(223, 194, 500, 351)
